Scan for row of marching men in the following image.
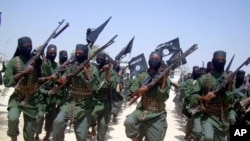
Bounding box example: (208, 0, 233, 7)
(4, 35, 181, 141)
(3, 36, 128, 141)
(173, 51, 250, 141)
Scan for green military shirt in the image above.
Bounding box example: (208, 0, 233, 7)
(190, 72, 235, 131)
(91, 69, 117, 117)
(61, 63, 99, 119)
(3, 56, 42, 118)
(128, 71, 171, 121)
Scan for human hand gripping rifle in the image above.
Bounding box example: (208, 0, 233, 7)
(128, 44, 198, 105)
(39, 55, 76, 91)
(48, 35, 118, 94)
(15, 19, 69, 88)
(199, 57, 250, 102)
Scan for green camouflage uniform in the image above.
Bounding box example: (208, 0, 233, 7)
(124, 71, 170, 141)
(191, 72, 235, 141)
(35, 60, 58, 135)
(180, 78, 203, 140)
(3, 56, 41, 141)
(91, 69, 117, 141)
(52, 63, 99, 141)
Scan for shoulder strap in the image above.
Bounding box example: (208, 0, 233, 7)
(204, 73, 212, 94)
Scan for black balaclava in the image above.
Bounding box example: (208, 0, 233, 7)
(199, 67, 207, 75)
(46, 44, 57, 62)
(96, 53, 107, 68)
(59, 50, 68, 65)
(206, 61, 213, 73)
(192, 66, 200, 79)
(114, 64, 120, 73)
(75, 44, 88, 63)
(148, 51, 162, 70)
(13, 36, 32, 59)
(212, 50, 226, 73)
(235, 70, 245, 88)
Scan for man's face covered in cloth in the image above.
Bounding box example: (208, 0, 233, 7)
(16, 36, 33, 59)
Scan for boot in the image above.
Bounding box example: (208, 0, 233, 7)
(11, 136, 17, 141)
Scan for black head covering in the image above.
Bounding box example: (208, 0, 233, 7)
(212, 50, 226, 73)
(192, 66, 200, 79)
(236, 70, 246, 88)
(193, 66, 199, 71)
(96, 53, 107, 67)
(59, 50, 68, 64)
(149, 51, 163, 60)
(59, 50, 67, 58)
(213, 50, 226, 58)
(199, 67, 207, 75)
(13, 36, 32, 58)
(206, 61, 213, 73)
(148, 51, 163, 70)
(46, 44, 57, 62)
(75, 44, 88, 63)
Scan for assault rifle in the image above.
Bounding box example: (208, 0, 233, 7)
(38, 55, 76, 90)
(15, 19, 69, 88)
(128, 44, 198, 105)
(199, 57, 250, 101)
(48, 35, 118, 94)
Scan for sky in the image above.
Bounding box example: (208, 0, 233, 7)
(0, 0, 250, 73)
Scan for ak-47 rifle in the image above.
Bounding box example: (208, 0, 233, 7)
(48, 35, 118, 94)
(15, 19, 69, 88)
(128, 44, 198, 105)
(199, 57, 250, 102)
(38, 55, 76, 91)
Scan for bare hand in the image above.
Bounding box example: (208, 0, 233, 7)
(22, 65, 34, 74)
(57, 76, 67, 84)
(204, 92, 216, 101)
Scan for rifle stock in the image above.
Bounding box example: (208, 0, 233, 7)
(15, 19, 69, 88)
(128, 44, 198, 105)
(48, 35, 118, 94)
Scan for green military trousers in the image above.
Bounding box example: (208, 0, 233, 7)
(124, 112, 167, 141)
(7, 98, 37, 141)
(52, 109, 91, 141)
(201, 122, 228, 141)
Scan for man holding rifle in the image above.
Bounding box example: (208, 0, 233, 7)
(3, 36, 42, 141)
(52, 44, 99, 141)
(124, 51, 171, 141)
(191, 50, 236, 141)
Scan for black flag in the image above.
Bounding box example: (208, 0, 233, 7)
(129, 53, 148, 77)
(86, 16, 111, 48)
(115, 36, 135, 61)
(155, 38, 181, 57)
(166, 49, 187, 70)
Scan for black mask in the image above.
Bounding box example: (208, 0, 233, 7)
(212, 60, 225, 73)
(97, 59, 106, 67)
(192, 72, 200, 79)
(19, 46, 32, 58)
(59, 57, 67, 64)
(46, 54, 56, 62)
(235, 77, 244, 87)
(148, 60, 161, 70)
(76, 54, 87, 63)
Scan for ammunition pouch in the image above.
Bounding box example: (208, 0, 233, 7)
(71, 86, 92, 100)
(141, 95, 165, 112)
